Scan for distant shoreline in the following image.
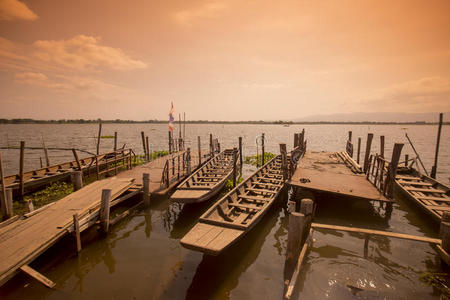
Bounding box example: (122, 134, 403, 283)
(0, 119, 447, 125)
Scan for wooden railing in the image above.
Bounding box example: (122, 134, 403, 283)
(161, 150, 192, 188)
(95, 148, 133, 179)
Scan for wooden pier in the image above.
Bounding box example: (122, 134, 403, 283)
(288, 151, 390, 203)
(0, 148, 211, 288)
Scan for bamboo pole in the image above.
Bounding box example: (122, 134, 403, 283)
(72, 149, 82, 171)
(405, 133, 429, 176)
(261, 133, 265, 166)
(431, 113, 443, 179)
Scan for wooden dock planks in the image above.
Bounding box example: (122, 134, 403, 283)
(288, 151, 390, 202)
(0, 177, 134, 286)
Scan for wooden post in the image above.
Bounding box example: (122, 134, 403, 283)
(96, 121, 102, 155)
(300, 129, 305, 148)
(183, 112, 186, 146)
(357, 137, 361, 164)
(168, 131, 172, 154)
(294, 133, 299, 148)
(386, 143, 404, 198)
(440, 212, 450, 238)
(232, 148, 237, 187)
(72, 149, 82, 171)
(100, 189, 111, 234)
(198, 136, 201, 165)
(363, 133, 373, 173)
(19, 141, 25, 200)
(380, 135, 385, 158)
(300, 198, 314, 242)
(114, 132, 118, 151)
(143, 173, 150, 207)
(39, 157, 43, 168)
(41, 135, 50, 167)
(431, 113, 443, 179)
(73, 213, 82, 253)
(179, 113, 182, 141)
(441, 221, 450, 257)
(1, 189, 13, 220)
(187, 148, 191, 174)
(209, 134, 213, 157)
(146, 136, 150, 162)
(71, 171, 83, 191)
(405, 133, 429, 176)
(0, 151, 7, 219)
(287, 200, 296, 213)
(238, 137, 243, 167)
(286, 212, 306, 266)
(405, 154, 409, 167)
(25, 199, 34, 213)
(261, 133, 265, 166)
(141, 131, 147, 157)
(348, 131, 352, 142)
(280, 143, 288, 180)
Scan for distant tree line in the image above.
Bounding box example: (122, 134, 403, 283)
(0, 118, 447, 125)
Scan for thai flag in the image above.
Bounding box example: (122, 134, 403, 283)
(168, 102, 174, 131)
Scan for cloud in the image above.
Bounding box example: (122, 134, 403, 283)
(33, 35, 147, 71)
(359, 77, 450, 112)
(173, 1, 227, 26)
(0, 0, 38, 21)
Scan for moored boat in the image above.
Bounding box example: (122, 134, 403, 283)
(180, 155, 285, 255)
(395, 166, 450, 223)
(170, 149, 240, 204)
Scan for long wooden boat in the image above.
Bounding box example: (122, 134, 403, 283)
(180, 155, 285, 255)
(395, 167, 450, 223)
(170, 149, 240, 204)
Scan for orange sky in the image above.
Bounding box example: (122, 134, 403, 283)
(0, 0, 449, 120)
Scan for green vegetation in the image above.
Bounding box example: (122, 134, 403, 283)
(133, 150, 171, 167)
(419, 272, 450, 296)
(224, 177, 244, 192)
(101, 135, 115, 139)
(244, 152, 276, 166)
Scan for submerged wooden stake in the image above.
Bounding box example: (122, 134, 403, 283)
(286, 212, 306, 267)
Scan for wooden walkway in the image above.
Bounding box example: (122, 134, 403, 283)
(116, 150, 207, 196)
(288, 151, 389, 202)
(0, 177, 134, 286)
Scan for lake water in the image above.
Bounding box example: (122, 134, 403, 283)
(0, 123, 449, 299)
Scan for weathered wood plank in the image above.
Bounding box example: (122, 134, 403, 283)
(20, 265, 55, 289)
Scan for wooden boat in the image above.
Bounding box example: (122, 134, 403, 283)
(170, 149, 240, 204)
(395, 167, 450, 223)
(180, 155, 285, 255)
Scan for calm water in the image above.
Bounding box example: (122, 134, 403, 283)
(0, 124, 449, 299)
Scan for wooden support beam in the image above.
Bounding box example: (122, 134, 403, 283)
(73, 213, 82, 253)
(72, 149, 82, 171)
(311, 223, 441, 244)
(100, 189, 111, 234)
(20, 265, 56, 289)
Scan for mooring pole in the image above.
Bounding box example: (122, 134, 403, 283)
(183, 112, 186, 147)
(71, 171, 83, 191)
(405, 133, 429, 176)
(197, 136, 201, 165)
(363, 133, 373, 173)
(405, 154, 409, 167)
(168, 131, 172, 154)
(294, 133, 299, 148)
(348, 131, 352, 142)
(261, 133, 265, 166)
(41, 135, 50, 167)
(357, 137, 361, 164)
(73, 213, 82, 253)
(238, 137, 243, 167)
(380, 135, 385, 158)
(100, 189, 111, 234)
(0, 152, 7, 218)
(209, 134, 213, 158)
(19, 141, 25, 200)
(146, 136, 150, 162)
(141, 131, 146, 157)
(96, 120, 102, 155)
(143, 173, 150, 207)
(114, 132, 118, 152)
(431, 113, 443, 179)
(232, 148, 237, 187)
